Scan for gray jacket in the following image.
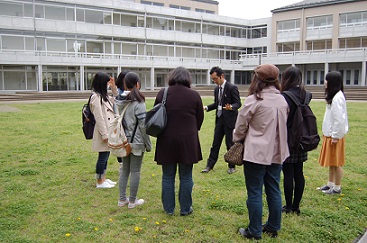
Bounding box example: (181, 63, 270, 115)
(114, 91, 151, 155)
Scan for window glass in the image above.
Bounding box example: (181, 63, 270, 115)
(45, 6, 65, 20)
(86, 42, 103, 53)
(4, 71, 26, 90)
(0, 2, 22, 17)
(104, 12, 112, 24)
(35, 5, 44, 18)
(354, 70, 359, 85)
(24, 3, 33, 17)
(85, 10, 103, 24)
(2, 36, 23, 50)
(76, 9, 84, 22)
(66, 8, 74, 21)
(47, 39, 65, 52)
(25, 37, 34, 50)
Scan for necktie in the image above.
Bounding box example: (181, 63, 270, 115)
(217, 86, 223, 117)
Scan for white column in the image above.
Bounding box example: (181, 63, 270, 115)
(361, 61, 366, 86)
(38, 64, 43, 91)
(230, 69, 235, 83)
(324, 62, 329, 74)
(80, 65, 85, 91)
(207, 69, 211, 85)
(150, 67, 154, 90)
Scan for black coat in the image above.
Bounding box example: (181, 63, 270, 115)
(154, 85, 204, 165)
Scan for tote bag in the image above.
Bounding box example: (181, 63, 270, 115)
(145, 87, 168, 137)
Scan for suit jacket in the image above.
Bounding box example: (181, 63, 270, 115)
(207, 81, 241, 129)
(154, 85, 204, 165)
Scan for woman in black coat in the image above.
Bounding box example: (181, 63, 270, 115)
(154, 66, 204, 216)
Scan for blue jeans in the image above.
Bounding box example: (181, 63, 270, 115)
(161, 163, 193, 215)
(96, 151, 110, 179)
(243, 161, 282, 237)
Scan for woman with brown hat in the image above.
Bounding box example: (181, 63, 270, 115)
(233, 64, 289, 239)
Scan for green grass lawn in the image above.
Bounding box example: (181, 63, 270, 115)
(0, 98, 366, 243)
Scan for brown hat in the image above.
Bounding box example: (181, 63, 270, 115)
(254, 64, 279, 82)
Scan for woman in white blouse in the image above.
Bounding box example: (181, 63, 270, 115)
(317, 71, 349, 194)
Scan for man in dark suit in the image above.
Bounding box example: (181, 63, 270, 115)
(202, 66, 242, 174)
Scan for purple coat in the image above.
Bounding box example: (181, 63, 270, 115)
(154, 85, 204, 165)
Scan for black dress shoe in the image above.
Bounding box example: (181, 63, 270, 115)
(238, 228, 261, 240)
(282, 205, 291, 214)
(262, 225, 278, 238)
(291, 207, 301, 215)
(201, 167, 212, 173)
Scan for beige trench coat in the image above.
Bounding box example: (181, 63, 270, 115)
(90, 92, 115, 152)
(233, 86, 290, 165)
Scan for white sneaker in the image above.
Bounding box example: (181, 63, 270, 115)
(118, 198, 129, 207)
(96, 181, 115, 188)
(128, 199, 144, 209)
(105, 179, 117, 185)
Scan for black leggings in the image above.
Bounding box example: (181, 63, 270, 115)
(282, 163, 305, 209)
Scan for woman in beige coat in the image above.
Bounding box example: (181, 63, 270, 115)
(90, 72, 118, 188)
(234, 64, 289, 240)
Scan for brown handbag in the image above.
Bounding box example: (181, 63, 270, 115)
(224, 142, 244, 166)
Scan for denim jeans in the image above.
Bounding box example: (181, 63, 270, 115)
(243, 161, 282, 237)
(161, 163, 193, 215)
(95, 151, 110, 179)
(119, 153, 143, 202)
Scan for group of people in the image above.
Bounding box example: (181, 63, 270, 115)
(87, 64, 349, 238)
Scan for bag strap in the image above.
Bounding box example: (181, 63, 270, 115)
(162, 87, 168, 105)
(130, 116, 138, 143)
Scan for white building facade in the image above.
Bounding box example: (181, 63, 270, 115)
(0, 0, 366, 92)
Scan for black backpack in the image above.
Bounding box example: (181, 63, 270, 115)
(82, 94, 97, 140)
(283, 91, 320, 152)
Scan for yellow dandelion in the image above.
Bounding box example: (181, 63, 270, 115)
(337, 198, 342, 201)
(94, 227, 98, 231)
(65, 233, 71, 237)
(134, 226, 140, 233)
(358, 188, 362, 191)
(143, 217, 147, 220)
(109, 218, 113, 222)
(153, 235, 157, 238)
(77, 217, 81, 220)
(162, 220, 167, 223)
(212, 202, 215, 204)
(185, 229, 190, 233)
(152, 174, 155, 177)
(345, 207, 350, 210)
(155, 222, 160, 225)
(305, 176, 308, 179)
(341, 193, 345, 196)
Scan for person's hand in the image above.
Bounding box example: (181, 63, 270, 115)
(103, 138, 108, 143)
(223, 103, 232, 110)
(203, 106, 208, 111)
(108, 77, 116, 88)
(331, 138, 338, 144)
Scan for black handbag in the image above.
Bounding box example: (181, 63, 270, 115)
(145, 87, 168, 137)
(224, 142, 244, 166)
(82, 95, 95, 140)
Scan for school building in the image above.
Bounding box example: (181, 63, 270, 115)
(0, 0, 366, 92)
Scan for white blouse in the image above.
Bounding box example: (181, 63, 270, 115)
(322, 90, 349, 139)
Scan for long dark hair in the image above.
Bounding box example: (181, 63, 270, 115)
(280, 66, 306, 99)
(124, 72, 145, 102)
(115, 70, 129, 91)
(168, 66, 192, 88)
(248, 73, 281, 100)
(325, 71, 344, 105)
(91, 72, 110, 101)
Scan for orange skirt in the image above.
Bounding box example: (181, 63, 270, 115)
(318, 135, 346, 167)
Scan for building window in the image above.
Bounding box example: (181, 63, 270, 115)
(339, 37, 367, 48)
(45, 6, 65, 20)
(306, 40, 332, 50)
(340, 11, 367, 25)
(307, 15, 333, 29)
(277, 42, 300, 52)
(277, 19, 300, 32)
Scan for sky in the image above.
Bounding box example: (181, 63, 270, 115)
(216, 0, 302, 19)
